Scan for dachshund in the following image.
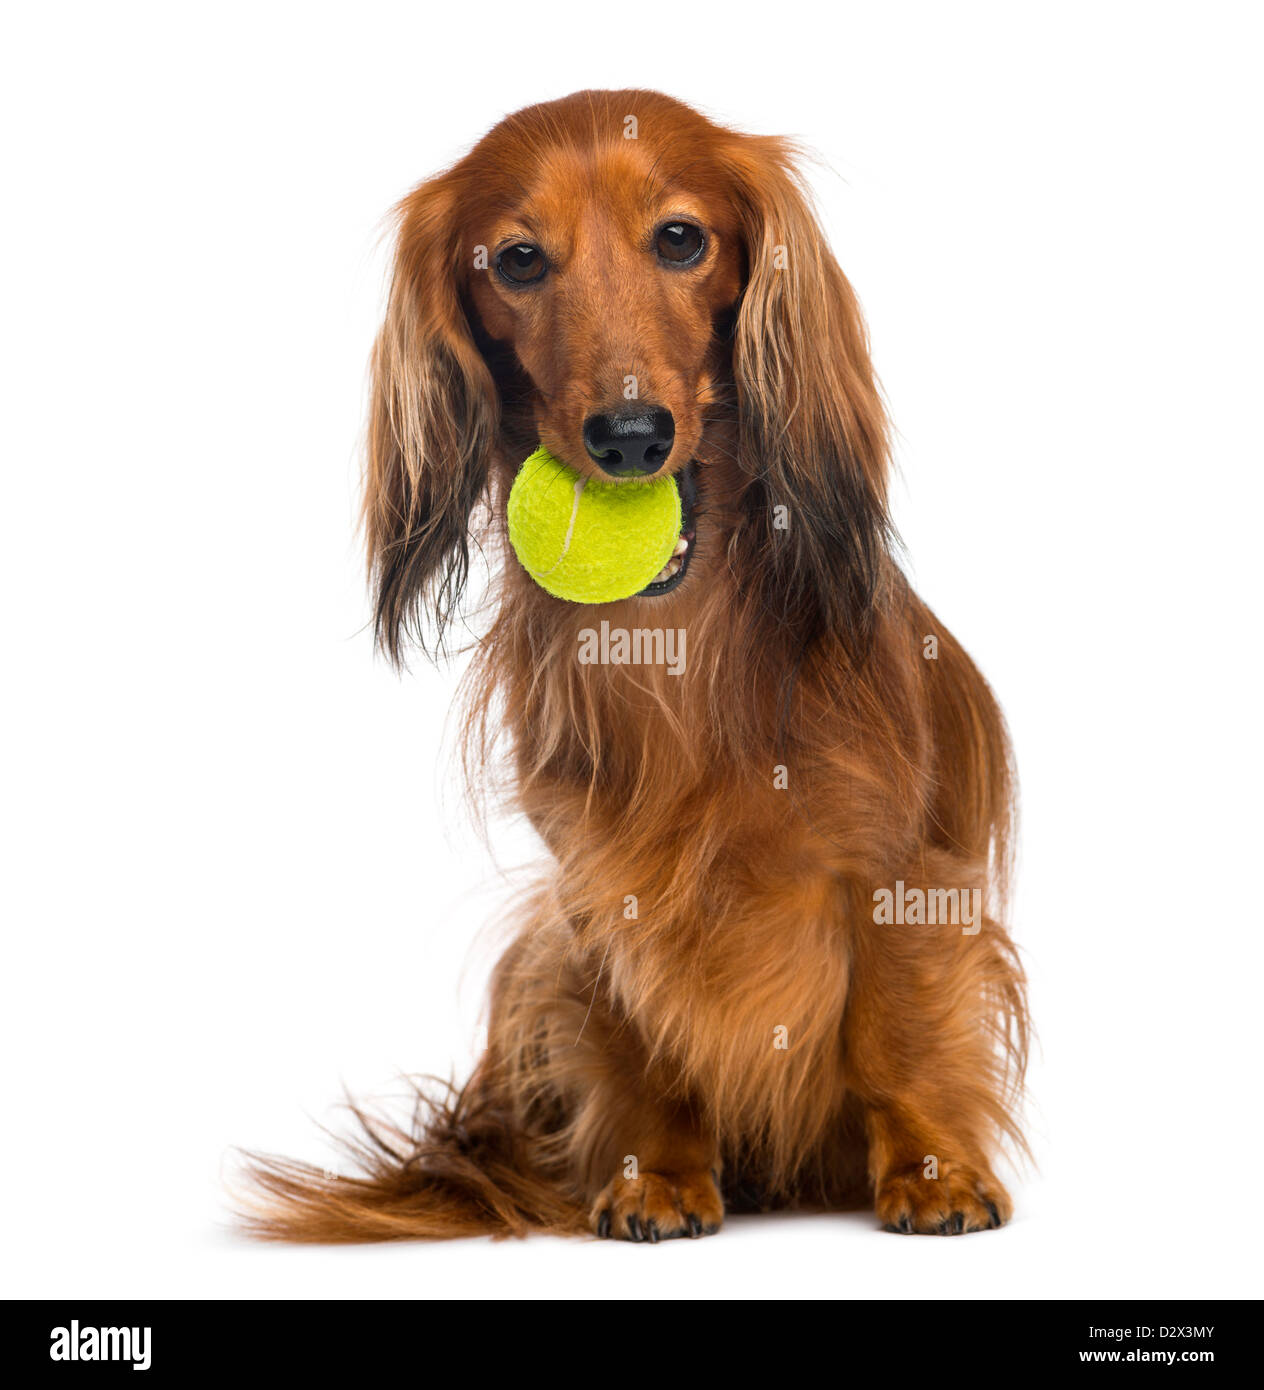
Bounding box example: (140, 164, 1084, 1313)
(238, 89, 1028, 1242)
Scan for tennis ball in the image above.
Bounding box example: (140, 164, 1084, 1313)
(507, 447, 681, 604)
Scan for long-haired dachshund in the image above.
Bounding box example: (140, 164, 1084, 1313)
(240, 89, 1028, 1242)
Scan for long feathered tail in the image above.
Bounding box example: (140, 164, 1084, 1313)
(232, 1072, 586, 1243)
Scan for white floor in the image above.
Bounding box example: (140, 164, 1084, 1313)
(12, 1161, 1246, 1301)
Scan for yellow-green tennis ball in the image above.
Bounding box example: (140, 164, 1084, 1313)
(507, 447, 681, 604)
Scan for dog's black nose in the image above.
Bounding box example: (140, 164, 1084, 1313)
(583, 409, 675, 477)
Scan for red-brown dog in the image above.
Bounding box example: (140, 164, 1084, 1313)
(241, 89, 1027, 1242)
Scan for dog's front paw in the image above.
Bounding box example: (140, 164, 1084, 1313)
(591, 1168, 723, 1242)
(875, 1162, 1012, 1235)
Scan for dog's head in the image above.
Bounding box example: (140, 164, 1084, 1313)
(365, 90, 890, 662)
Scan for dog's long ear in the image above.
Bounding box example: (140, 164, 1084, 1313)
(364, 175, 498, 664)
(725, 137, 892, 653)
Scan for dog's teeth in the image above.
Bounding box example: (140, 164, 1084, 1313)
(647, 538, 690, 586)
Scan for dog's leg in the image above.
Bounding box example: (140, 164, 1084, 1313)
(862, 1103, 1013, 1236)
(586, 1104, 724, 1243)
(490, 919, 724, 1242)
(846, 896, 1023, 1235)
(574, 1045, 724, 1242)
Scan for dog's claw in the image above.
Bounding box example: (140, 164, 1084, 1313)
(686, 1212, 703, 1239)
(596, 1209, 610, 1239)
(626, 1214, 644, 1242)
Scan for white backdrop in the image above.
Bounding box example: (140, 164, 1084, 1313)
(3, 0, 1260, 1300)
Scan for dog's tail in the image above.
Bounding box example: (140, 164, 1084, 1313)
(232, 1072, 586, 1243)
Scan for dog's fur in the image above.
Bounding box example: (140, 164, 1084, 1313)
(239, 90, 1027, 1242)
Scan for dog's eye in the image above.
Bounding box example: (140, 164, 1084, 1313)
(655, 222, 704, 266)
(496, 243, 547, 285)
